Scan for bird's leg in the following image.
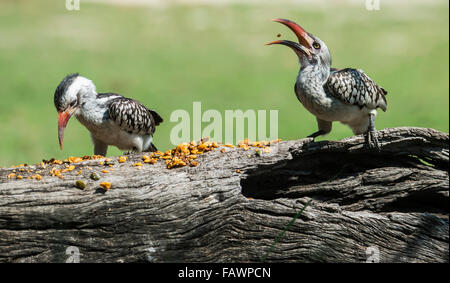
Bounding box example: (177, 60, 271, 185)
(366, 114, 381, 151)
(146, 143, 158, 152)
(307, 130, 327, 140)
(307, 119, 332, 141)
(92, 136, 108, 157)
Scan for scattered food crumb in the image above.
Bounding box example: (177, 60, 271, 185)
(6, 139, 281, 180)
(100, 182, 111, 191)
(32, 174, 42, 181)
(75, 180, 86, 190)
(90, 172, 100, 181)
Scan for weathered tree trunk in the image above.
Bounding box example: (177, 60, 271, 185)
(0, 127, 448, 263)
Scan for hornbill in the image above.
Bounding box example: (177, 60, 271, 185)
(267, 19, 387, 150)
(54, 74, 163, 156)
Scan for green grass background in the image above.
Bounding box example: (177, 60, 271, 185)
(0, 0, 448, 167)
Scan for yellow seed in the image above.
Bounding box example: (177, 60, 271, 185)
(101, 169, 109, 173)
(119, 156, 128, 163)
(133, 162, 142, 167)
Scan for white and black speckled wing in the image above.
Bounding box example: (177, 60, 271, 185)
(108, 97, 163, 136)
(325, 68, 387, 111)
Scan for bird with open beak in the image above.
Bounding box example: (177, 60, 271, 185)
(267, 19, 388, 150)
(54, 73, 163, 156)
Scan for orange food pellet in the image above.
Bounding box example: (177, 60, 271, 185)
(32, 174, 42, 181)
(68, 156, 83, 163)
(99, 182, 111, 190)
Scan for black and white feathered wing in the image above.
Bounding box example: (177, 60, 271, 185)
(324, 68, 387, 111)
(107, 95, 163, 136)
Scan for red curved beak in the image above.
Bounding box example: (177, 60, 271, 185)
(271, 18, 314, 49)
(58, 110, 72, 150)
(266, 18, 315, 58)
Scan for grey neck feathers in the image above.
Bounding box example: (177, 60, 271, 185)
(299, 64, 331, 91)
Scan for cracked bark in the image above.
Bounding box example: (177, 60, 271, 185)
(0, 127, 448, 263)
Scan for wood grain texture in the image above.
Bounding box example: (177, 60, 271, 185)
(0, 127, 448, 263)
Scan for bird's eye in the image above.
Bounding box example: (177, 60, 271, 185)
(313, 42, 321, 49)
(69, 101, 77, 107)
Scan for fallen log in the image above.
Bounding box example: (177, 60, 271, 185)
(0, 127, 448, 263)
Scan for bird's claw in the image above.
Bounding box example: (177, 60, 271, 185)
(365, 130, 381, 152)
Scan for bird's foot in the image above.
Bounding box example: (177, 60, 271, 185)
(306, 130, 326, 141)
(123, 147, 139, 156)
(364, 130, 381, 152)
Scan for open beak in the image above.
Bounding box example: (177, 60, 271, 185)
(266, 18, 315, 58)
(58, 108, 75, 150)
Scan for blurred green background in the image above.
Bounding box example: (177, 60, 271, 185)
(0, 0, 448, 167)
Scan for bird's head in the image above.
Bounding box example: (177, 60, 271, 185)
(54, 73, 96, 150)
(266, 19, 332, 71)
